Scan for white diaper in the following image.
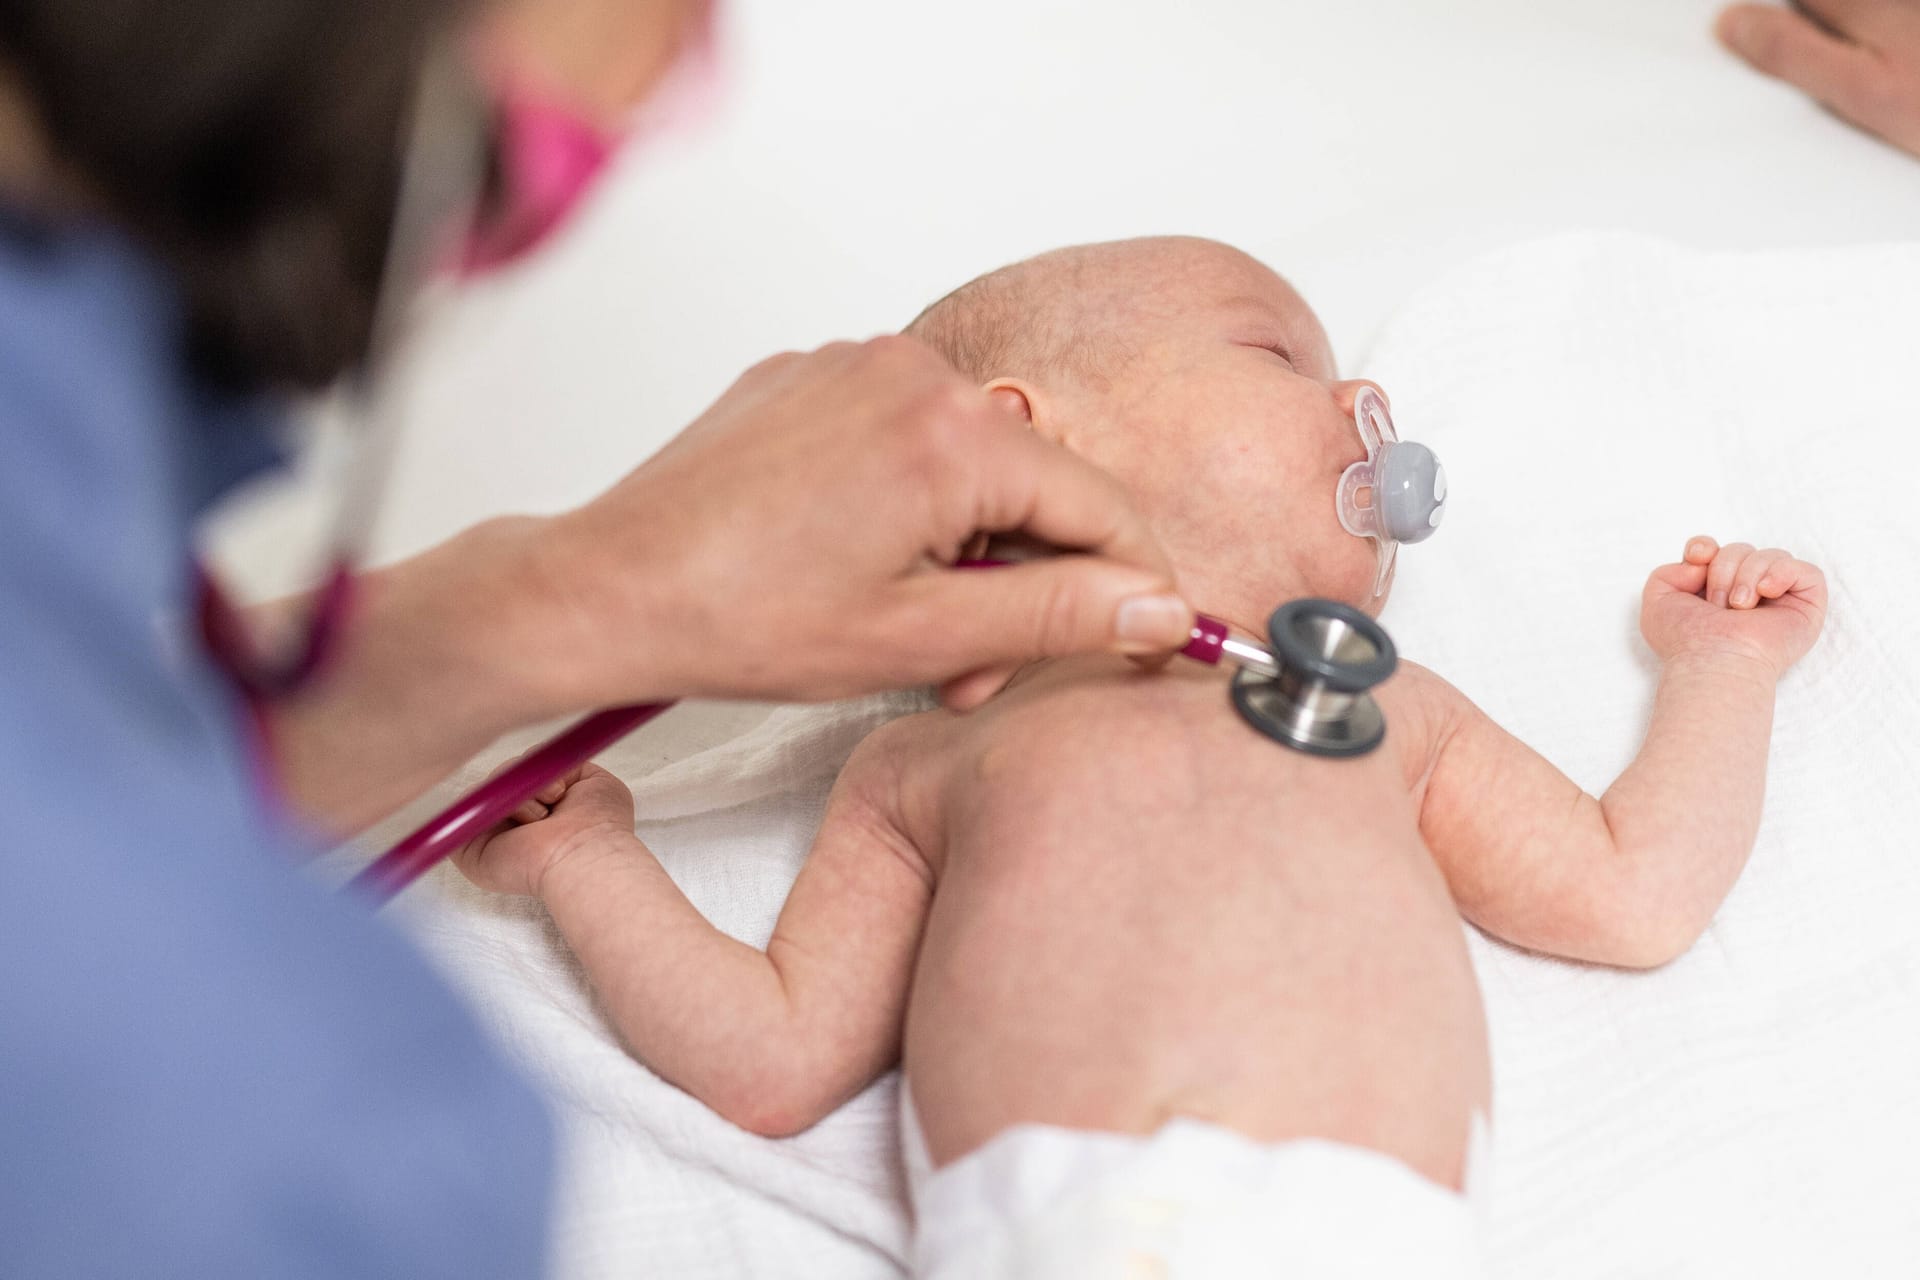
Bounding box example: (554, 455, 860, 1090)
(903, 1085, 1490, 1279)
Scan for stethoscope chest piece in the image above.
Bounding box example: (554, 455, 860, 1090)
(1231, 599, 1398, 758)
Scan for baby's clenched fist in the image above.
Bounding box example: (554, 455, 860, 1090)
(1640, 536, 1827, 676)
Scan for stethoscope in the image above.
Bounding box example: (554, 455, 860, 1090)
(197, 41, 489, 707)
(350, 386, 1444, 904)
(345, 385, 1443, 905)
(195, 44, 1438, 906)
(346, 594, 1402, 904)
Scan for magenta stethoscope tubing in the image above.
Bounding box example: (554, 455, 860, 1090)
(352, 561, 1247, 907)
(349, 701, 675, 903)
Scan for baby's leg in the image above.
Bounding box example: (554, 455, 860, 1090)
(540, 739, 933, 1137)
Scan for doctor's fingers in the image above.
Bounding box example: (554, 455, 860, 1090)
(889, 555, 1192, 689)
(950, 417, 1180, 595)
(795, 339, 1179, 594)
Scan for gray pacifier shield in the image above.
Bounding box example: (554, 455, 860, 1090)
(1377, 442, 1446, 545)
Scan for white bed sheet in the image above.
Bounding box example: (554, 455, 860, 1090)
(330, 4, 1920, 1276)
(384, 232, 1920, 1279)
(1367, 231, 1920, 1277)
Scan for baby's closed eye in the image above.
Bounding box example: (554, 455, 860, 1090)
(1241, 340, 1299, 370)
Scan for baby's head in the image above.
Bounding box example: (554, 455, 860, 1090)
(908, 237, 1392, 631)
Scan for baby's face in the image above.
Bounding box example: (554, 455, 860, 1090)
(1040, 240, 1387, 619)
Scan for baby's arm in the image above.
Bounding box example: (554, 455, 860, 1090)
(452, 724, 933, 1137)
(1403, 537, 1826, 969)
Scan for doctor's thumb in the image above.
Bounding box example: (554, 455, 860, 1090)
(926, 559, 1194, 671)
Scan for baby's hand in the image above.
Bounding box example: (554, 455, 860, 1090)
(450, 760, 641, 899)
(1640, 537, 1827, 676)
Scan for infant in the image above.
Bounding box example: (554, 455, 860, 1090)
(454, 238, 1827, 1277)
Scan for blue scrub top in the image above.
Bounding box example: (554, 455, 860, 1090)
(0, 213, 554, 1276)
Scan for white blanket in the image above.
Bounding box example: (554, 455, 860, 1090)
(386, 234, 1920, 1277)
(1370, 233, 1920, 1274)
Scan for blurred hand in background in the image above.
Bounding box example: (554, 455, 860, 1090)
(1718, 1, 1920, 157)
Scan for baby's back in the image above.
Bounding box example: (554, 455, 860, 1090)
(895, 656, 1490, 1189)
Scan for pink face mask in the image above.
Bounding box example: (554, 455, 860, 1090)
(195, 12, 725, 718)
(460, 4, 722, 273)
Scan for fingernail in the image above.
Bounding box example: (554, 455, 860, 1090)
(1732, 586, 1755, 606)
(1115, 593, 1192, 651)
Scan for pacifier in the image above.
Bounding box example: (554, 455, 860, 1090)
(1335, 386, 1446, 597)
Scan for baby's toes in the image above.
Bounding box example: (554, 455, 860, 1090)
(510, 799, 551, 825)
(1684, 536, 1719, 565)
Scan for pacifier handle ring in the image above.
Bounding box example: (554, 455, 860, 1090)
(1353, 384, 1393, 450)
(1267, 598, 1397, 694)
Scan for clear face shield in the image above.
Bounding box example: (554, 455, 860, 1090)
(1334, 386, 1447, 597)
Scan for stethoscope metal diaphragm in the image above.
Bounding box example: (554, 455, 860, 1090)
(1231, 598, 1398, 758)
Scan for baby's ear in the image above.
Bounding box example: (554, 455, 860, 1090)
(984, 378, 1036, 426)
(1331, 380, 1388, 416)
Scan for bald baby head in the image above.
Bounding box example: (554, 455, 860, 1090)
(903, 237, 1387, 621)
(905, 237, 1336, 391)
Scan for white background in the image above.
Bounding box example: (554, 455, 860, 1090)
(317, 5, 1920, 1275)
(353, 0, 1920, 565)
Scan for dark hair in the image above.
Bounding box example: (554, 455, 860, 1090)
(0, 0, 470, 392)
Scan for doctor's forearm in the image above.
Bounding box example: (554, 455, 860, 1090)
(265, 516, 618, 834)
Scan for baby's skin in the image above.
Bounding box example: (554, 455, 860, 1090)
(454, 239, 1826, 1192)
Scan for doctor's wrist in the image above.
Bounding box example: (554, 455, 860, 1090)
(266, 515, 593, 834)
(336, 513, 603, 738)
(515, 506, 686, 712)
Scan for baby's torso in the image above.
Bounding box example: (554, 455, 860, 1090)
(890, 656, 1490, 1189)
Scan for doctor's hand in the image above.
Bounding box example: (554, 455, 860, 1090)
(1718, 1, 1920, 157)
(542, 336, 1191, 711)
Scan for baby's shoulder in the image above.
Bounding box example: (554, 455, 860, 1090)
(1374, 659, 1475, 779)
(1377, 659, 1471, 723)
(842, 704, 955, 774)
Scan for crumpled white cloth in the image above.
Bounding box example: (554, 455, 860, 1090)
(1369, 232, 1920, 1278)
(379, 233, 1920, 1278)
(376, 694, 927, 1279)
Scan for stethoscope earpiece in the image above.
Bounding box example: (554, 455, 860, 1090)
(1230, 598, 1397, 758)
